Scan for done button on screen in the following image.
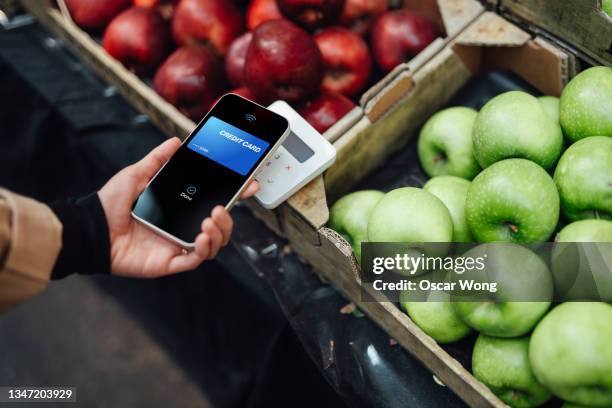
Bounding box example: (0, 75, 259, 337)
(187, 116, 270, 176)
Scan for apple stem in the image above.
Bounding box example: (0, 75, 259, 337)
(433, 153, 446, 164)
(505, 222, 519, 234)
(510, 389, 523, 401)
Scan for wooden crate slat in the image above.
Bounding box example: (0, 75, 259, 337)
(499, 0, 612, 66)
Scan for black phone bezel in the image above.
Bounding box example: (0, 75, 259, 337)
(184, 94, 289, 151)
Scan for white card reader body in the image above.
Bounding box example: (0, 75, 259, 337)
(254, 101, 336, 209)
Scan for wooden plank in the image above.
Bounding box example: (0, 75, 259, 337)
(323, 105, 363, 143)
(499, 0, 612, 66)
(437, 0, 486, 35)
(281, 204, 321, 246)
(286, 175, 329, 230)
(20, 0, 196, 139)
(456, 11, 530, 46)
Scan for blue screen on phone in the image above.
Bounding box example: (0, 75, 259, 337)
(187, 116, 270, 176)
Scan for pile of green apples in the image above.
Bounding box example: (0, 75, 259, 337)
(329, 66, 612, 408)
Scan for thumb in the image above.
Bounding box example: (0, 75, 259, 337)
(132, 137, 182, 181)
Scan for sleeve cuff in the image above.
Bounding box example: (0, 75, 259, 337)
(49, 193, 111, 279)
(0, 188, 62, 311)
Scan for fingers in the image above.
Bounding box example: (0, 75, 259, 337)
(211, 206, 233, 245)
(166, 208, 234, 274)
(240, 180, 260, 199)
(202, 217, 224, 258)
(133, 137, 181, 182)
(194, 233, 211, 259)
(167, 233, 211, 274)
(197, 207, 233, 258)
(168, 250, 205, 274)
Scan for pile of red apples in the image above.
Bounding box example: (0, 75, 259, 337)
(65, 0, 440, 133)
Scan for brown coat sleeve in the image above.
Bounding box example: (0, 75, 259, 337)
(0, 189, 62, 313)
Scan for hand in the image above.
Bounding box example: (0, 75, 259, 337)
(98, 137, 259, 278)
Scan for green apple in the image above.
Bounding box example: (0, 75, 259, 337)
(538, 96, 560, 124)
(472, 335, 551, 408)
(604, 0, 612, 16)
(423, 176, 474, 242)
(367, 187, 453, 244)
(473, 91, 563, 170)
(452, 244, 552, 337)
(556, 219, 612, 242)
(530, 302, 612, 406)
(553, 136, 612, 221)
(552, 220, 612, 301)
(417, 106, 480, 180)
(559, 66, 612, 142)
(465, 159, 560, 243)
(454, 300, 551, 338)
(400, 289, 472, 344)
(329, 190, 384, 262)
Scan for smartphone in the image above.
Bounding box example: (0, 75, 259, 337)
(131, 94, 290, 248)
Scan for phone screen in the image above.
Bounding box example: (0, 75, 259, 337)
(132, 94, 289, 245)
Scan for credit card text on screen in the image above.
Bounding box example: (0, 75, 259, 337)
(187, 116, 270, 176)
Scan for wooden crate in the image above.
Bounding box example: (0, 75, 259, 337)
(497, 0, 612, 67)
(250, 12, 575, 408)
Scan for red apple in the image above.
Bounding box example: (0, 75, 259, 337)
(244, 20, 323, 103)
(276, 0, 345, 30)
(133, 0, 157, 6)
(65, 0, 131, 30)
(133, 0, 178, 19)
(212, 87, 257, 107)
(225, 32, 253, 88)
(315, 27, 371, 97)
(154, 45, 226, 121)
(340, 0, 387, 35)
(370, 10, 439, 73)
(298, 91, 355, 133)
(247, 0, 283, 30)
(172, 0, 244, 56)
(103, 7, 170, 74)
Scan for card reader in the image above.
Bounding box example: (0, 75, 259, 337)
(254, 101, 336, 209)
